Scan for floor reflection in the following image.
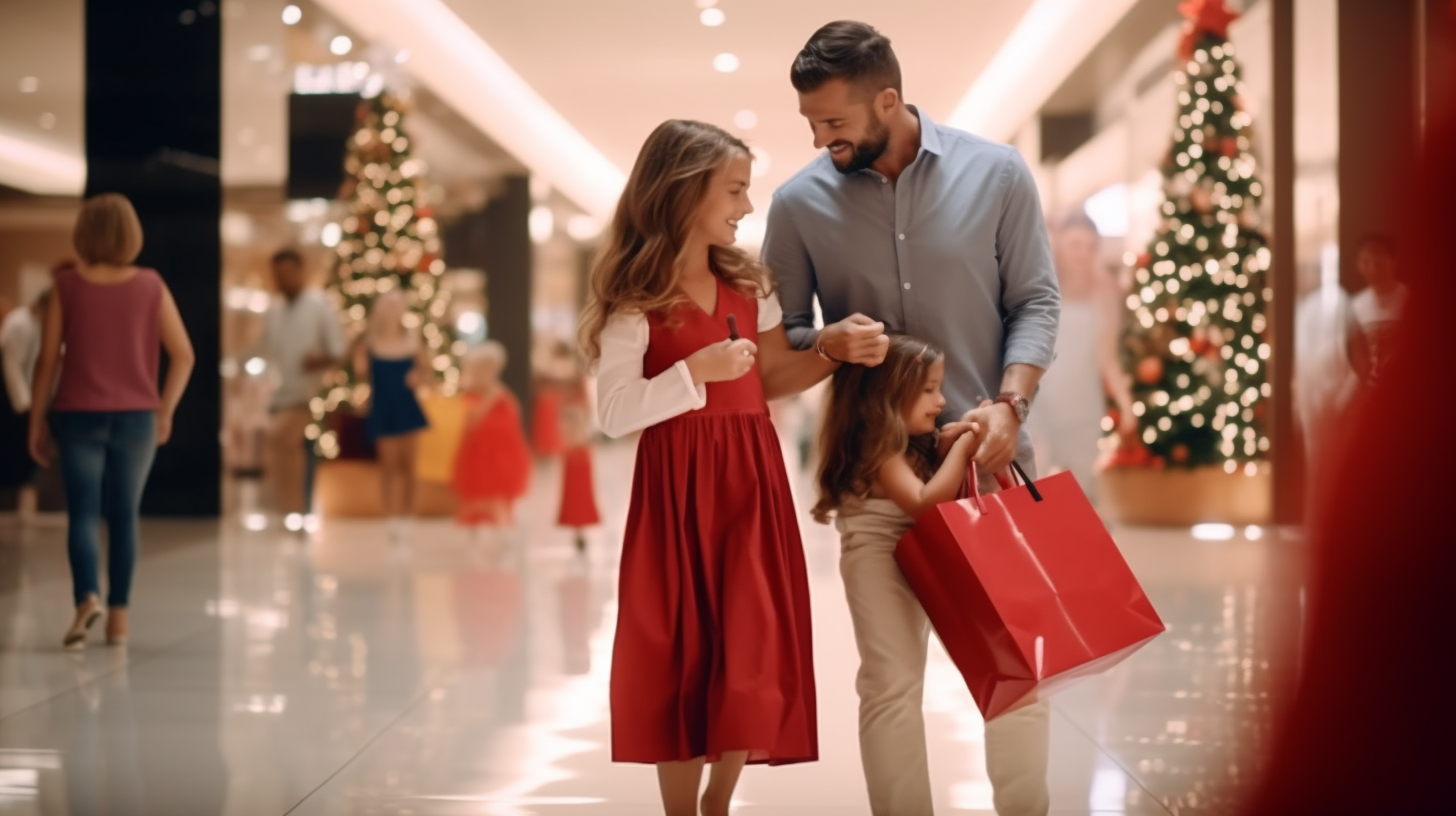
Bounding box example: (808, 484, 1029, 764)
(0, 445, 1306, 815)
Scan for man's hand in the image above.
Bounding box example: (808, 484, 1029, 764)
(818, 314, 889, 366)
(302, 352, 335, 373)
(964, 399, 1020, 473)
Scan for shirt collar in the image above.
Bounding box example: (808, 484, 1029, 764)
(911, 105, 945, 157)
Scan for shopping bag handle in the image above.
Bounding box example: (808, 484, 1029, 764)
(958, 460, 1043, 512)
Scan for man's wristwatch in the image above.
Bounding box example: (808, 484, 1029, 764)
(994, 391, 1030, 423)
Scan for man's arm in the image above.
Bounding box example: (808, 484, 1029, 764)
(761, 195, 818, 351)
(971, 150, 1061, 472)
(0, 317, 31, 412)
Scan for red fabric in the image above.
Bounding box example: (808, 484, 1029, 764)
(610, 278, 817, 766)
(1239, 93, 1456, 814)
(451, 390, 531, 525)
(51, 268, 162, 412)
(531, 387, 564, 456)
(557, 445, 601, 527)
(896, 468, 1165, 719)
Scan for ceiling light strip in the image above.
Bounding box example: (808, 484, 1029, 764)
(314, 0, 625, 220)
(0, 128, 85, 195)
(948, 0, 1140, 144)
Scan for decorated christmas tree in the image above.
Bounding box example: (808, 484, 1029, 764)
(309, 92, 458, 460)
(1111, 0, 1271, 474)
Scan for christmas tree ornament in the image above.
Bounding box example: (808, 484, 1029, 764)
(1178, 0, 1240, 60)
(1136, 356, 1165, 385)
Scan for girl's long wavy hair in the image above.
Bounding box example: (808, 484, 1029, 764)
(812, 335, 943, 523)
(579, 120, 772, 363)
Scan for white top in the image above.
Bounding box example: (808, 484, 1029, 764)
(259, 290, 348, 410)
(595, 291, 782, 439)
(0, 306, 40, 414)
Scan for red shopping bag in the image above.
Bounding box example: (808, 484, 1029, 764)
(894, 462, 1165, 720)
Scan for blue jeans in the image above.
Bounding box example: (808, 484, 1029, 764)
(49, 411, 158, 607)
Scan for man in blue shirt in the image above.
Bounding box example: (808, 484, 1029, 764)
(763, 21, 1059, 816)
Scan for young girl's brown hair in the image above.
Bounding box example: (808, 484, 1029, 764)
(577, 119, 773, 363)
(812, 334, 944, 523)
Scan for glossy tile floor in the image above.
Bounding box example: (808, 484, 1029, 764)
(0, 439, 1304, 815)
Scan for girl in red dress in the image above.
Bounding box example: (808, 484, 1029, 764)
(579, 120, 862, 816)
(451, 341, 531, 532)
(556, 377, 600, 554)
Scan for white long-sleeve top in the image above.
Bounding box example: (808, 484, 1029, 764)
(595, 292, 782, 439)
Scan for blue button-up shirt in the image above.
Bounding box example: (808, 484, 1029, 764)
(763, 106, 1061, 457)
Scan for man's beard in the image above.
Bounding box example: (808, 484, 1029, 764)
(830, 117, 891, 175)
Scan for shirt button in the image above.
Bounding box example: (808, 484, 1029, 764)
(903, 282, 912, 290)
(898, 233, 905, 240)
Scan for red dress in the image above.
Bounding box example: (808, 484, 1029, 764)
(557, 446, 601, 527)
(610, 280, 818, 766)
(451, 390, 532, 525)
(531, 385, 565, 456)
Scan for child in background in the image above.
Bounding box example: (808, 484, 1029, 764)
(451, 341, 531, 535)
(361, 290, 430, 542)
(556, 378, 600, 554)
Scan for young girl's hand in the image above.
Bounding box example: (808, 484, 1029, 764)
(685, 338, 758, 384)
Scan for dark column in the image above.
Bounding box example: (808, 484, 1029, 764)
(1337, 0, 1418, 291)
(443, 177, 534, 423)
(86, 0, 222, 517)
(1269, 0, 1301, 525)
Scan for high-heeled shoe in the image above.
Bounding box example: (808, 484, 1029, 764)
(63, 596, 103, 650)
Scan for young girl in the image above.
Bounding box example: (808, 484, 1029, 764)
(580, 119, 850, 816)
(360, 289, 430, 541)
(450, 341, 531, 533)
(810, 335, 987, 816)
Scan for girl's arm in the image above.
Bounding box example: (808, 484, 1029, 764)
(409, 341, 431, 391)
(595, 311, 707, 438)
(27, 291, 65, 466)
(757, 324, 837, 401)
(875, 429, 981, 519)
(156, 284, 196, 444)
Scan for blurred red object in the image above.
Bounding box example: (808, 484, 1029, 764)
(1239, 88, 1456, 816)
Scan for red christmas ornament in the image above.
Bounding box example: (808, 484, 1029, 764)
(1172, 444, 1190, 464)
(1178, 0, 1241, 60)
(1137, 252, 1153, 269)
(1151, 455, 1167, 471)
(1136, 356, 1165, 385)
(1221, 137, 1239, 157)
(1190, 335, 1211, 356)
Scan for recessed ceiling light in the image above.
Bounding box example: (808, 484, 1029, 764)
(282, 5, 302, 25)
(395, 50, 411, 64)
(330, 35, 353, 56)
(734, 110, 757, 129)
(713, 53, 740, 73)
(700, 8, 725, 26)
(18, 76, 38, 93)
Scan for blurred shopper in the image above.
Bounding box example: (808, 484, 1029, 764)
(764, 21, 1057, 816)
(451, 342, 530, 536)
(1292, 253, 1361, 475)
(358, 290, 430, 542)
(27, 194, 195, 649)
(1349, 233, 1404, 385)
(555, 368, 600, 555)
(2, 281, 57, 521)
(1026, 211, 1134, 502)
(257, 248, 346, 530)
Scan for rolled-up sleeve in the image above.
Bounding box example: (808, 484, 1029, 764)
(995, 151, 1060, 371)
(762, 195, 818, 350)
(595, 311, 707, 438)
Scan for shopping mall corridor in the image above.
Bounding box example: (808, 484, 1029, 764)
(0, 439, 1303, 816)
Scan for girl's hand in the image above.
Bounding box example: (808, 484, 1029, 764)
(28, 420, 50, 467)
(156, 412, 175, 445)
(936, 420, 977, 461)
(952, 423, 983, 457)
(685, 339, 758, 384)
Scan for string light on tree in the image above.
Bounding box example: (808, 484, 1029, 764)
(1110, 0, 1269, 473)
(308, 91, 459, 459)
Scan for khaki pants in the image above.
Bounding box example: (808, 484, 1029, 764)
(837, 497, 1051, 816)
(266, 406, 312, 515)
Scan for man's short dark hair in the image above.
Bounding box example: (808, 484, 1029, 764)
(271, 247, 304, 267)
(791, 21, 902, 98)
(1356, 233, 1394, 256)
